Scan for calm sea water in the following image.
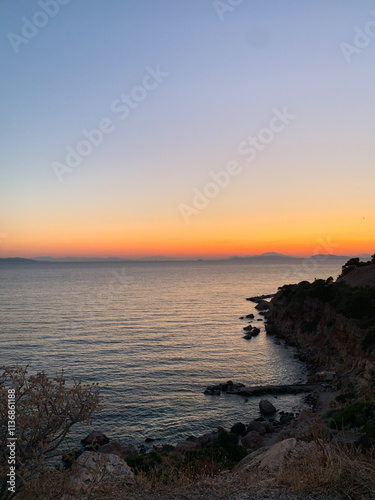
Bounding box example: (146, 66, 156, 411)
(0, 258, 345, 448)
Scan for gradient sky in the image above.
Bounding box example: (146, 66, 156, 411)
(1, 0, 374, 258)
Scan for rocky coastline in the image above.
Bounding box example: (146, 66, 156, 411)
(54, 260, 375, 498)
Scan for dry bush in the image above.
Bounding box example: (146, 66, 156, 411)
(277, 440, 375, 499)
(0, 365, 100, 499)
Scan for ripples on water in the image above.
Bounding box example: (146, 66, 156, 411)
(0, 259, 344, 446)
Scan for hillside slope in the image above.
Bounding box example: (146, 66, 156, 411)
(339, 263, 375, 288)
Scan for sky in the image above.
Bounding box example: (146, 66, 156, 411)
(1, 0, 374, 258)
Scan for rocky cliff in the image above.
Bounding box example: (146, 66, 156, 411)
(266, 277, 375, 395)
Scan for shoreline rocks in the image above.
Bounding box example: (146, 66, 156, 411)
(246, 293, 275, 302)
(259, 399, 277, 416)
(243, 325, 261, 339)
(204, 381, 326, 398)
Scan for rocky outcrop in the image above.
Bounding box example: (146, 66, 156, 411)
(259, 399, 276, 416)
(204, 381, 323, 397)
(234, 437, 322, 474)
(242, 430, 263, 450)
(266, 291, 375, 391)
(98, 441, 122, 456)
(339, 263, 375, 288)
(81, 430, 109, 448)
(67, 451, 134, 493)
(246, 294, 275, 302)
(243, 326, 261, 339)
(255, 300, 271, 311)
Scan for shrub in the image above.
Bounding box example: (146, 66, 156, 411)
(330, 402, 375, 430)
(0, 366, 100, 499)
(218, 429, 247, 463)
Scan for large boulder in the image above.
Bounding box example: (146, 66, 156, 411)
(230, 422, 247, 435)
(235, 438, 327, 475)
(198, 430, 220, 447)
(259, 399, 277, 416)
(98, 441, 122, 456)
(242, 430, 263, 450)
(255, 300, 270, 311)
(81, 431, 109, 448)
(236, 438, 297, 474)
(247, 420, 267, 435)
(122, 444, 138, 457)
(67, 451, 134, 493)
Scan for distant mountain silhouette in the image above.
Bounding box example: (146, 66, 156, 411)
(0, 257, 36, 263)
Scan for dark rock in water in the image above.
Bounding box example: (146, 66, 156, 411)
(81, 431, 109, 448)
(255, 300, 270, 311)
(259, 399, 277, 416)
(257, 319, 263, 321)
(243, 326, 260, 339)
(242, 430, 263, 450)
(246, 313, 255, 319)
(246, 293, 275, 303)
(239, 316, 244, 320)
(204, 382, 246, 395)
(145, 437, 155, 443)
(62, 448, 83, 468)
(98, 441, 122, 456)
(243, 324, 254, 331)
(204, 381, 244, 395)
(122, 445, 138, 457)
(230, 422, 246, 435)
(204, 386, 221, 395)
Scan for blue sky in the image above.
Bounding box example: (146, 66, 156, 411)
(1, 0, 375, 257)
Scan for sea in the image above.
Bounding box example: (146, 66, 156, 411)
(0, 258, 346, 449)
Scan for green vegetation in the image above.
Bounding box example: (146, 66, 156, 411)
(126, 451, 163, 475)
(125, 429, 247, 481)
(275, 276, 375, 351)
(329, 402, 375, 449)
(338, 254, 375, 278)
(330, 402, 375, 430)
(335, 392, 357, 404)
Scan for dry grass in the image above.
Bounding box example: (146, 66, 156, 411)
(277, 442, 375, 499)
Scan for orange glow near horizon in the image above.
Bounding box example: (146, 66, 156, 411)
(2, 187, 374, 259)
(2, 225, 374, 259)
